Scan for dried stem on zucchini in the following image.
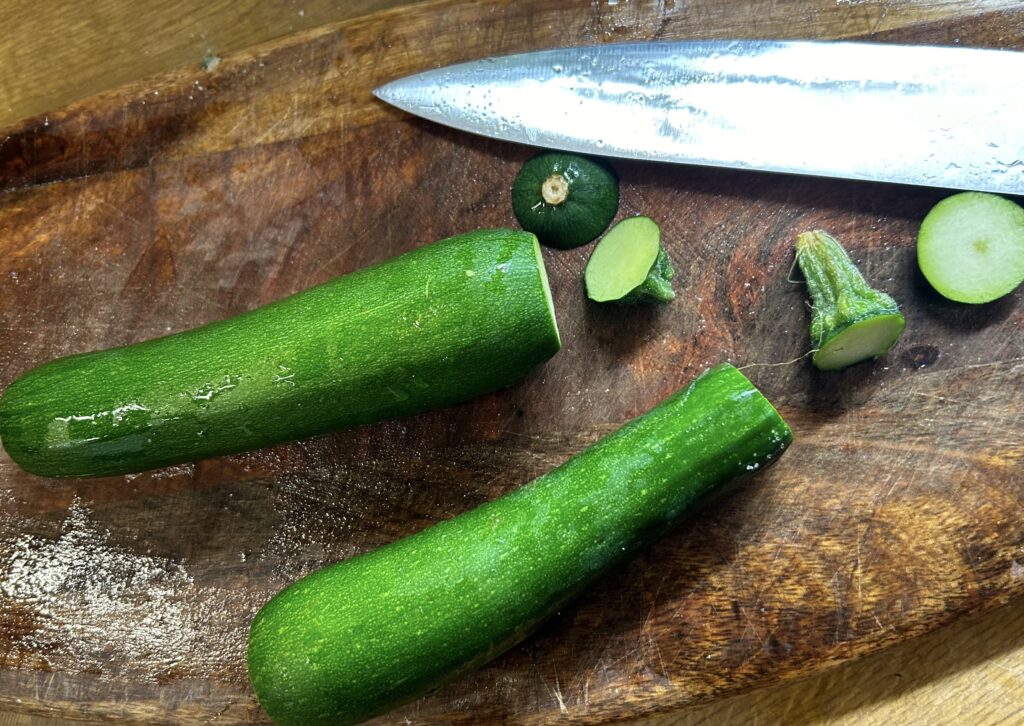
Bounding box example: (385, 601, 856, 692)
(796, 229, 904, 371)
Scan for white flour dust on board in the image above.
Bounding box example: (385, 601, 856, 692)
(0, 496, 249, 681)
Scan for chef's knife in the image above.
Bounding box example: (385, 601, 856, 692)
(374, 40, 1023, 194)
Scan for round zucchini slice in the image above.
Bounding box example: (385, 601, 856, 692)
(917, 191, 1024, 304)
(585, 216, 675, 304)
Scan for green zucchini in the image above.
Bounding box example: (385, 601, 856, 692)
(796, 229, 905, 371)
(0, 229, 560, 477)
(584, 216, 675, 304)
(247, 363, 792, 726)
(511, 152, 619, 249)
(917, 191, 1024, 304)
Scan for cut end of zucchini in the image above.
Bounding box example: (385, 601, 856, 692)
(584, 216, 674, 304)
(917, 192, 1024, 304)
(795, 228, 904, 371)
(511, 152, 619, 249)
(530, 234, 562, 350)
(711, 363, 794, 450)
(812, 313, 905, 371)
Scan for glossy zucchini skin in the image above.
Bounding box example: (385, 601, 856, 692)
(247, 364, 792, 726)
(0, 229, 560, 477)
(511, 152, 619, 249)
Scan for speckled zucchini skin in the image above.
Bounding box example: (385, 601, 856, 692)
(246, 364, 792, 726)
(511, 152, 619, 249)
(0, 229, 560, 477)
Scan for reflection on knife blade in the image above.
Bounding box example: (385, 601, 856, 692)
(374, 40, 1024, 194)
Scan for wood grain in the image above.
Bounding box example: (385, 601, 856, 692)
(665, 595, 1024, 725)
(0, 0, 1022, 724)
(0, 0, 418, 132)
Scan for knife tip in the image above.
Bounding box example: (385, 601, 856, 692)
(371, 79, 410, 111)
(372, 76, 431, 117)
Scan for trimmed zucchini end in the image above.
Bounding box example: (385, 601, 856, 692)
(511, 152, 619, 249)
(530, 234, 562, 351)
(703, 363, 795, 451)
(584, 216, 674, 304)
(917, 192, 1024, 304)
(812, 313, 905, 371)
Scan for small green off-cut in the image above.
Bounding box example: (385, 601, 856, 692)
(584, 216, 675, 304)
(795, 229, 905, 371)
(511, 152, 619, 249)
(917, 191, 1024, 304)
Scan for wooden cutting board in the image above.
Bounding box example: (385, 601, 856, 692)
(0, 0, 1021, 723)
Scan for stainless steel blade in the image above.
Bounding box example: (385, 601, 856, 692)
(374, 40, 1023, 194)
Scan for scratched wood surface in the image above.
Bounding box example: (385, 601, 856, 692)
(0, 0, 1022, 723)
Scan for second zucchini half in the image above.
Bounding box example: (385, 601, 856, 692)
(0, 229, 560, 477)
(248, 363, 793, 725)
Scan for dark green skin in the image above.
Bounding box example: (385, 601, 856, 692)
(619, 246, 676, 305)
(0, 229, 560, 477)
(511, 152, 619, 249)
(247, 364, 792, 726)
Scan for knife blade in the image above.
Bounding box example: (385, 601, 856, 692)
(374, 40, 1023, 194)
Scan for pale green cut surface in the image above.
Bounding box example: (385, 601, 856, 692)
(584, 216, 661, 302)
(917, 192, 1024, 304)
(812, 314, 906, 371)
(530, 234, 561, 349)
